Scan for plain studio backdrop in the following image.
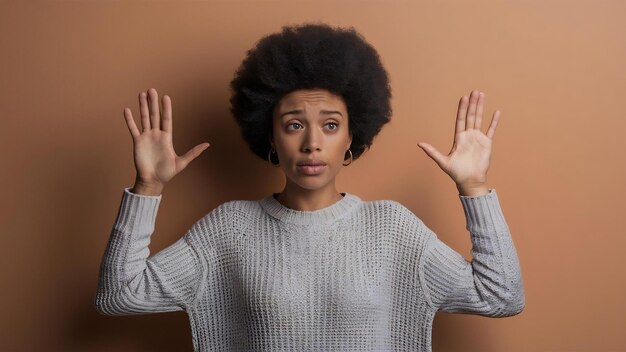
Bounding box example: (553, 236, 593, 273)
(1, 1, 624, 351)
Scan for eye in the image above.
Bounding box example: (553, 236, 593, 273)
(287, 122, 303, 130)
(326, 122, 338, 131)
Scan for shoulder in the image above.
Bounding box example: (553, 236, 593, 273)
(184, 199, 260, 242)
(356, 197, 433, 250)
(200, 198, 261, 223)
(357, 198, 423, 224)
(354, 197, 430, 238)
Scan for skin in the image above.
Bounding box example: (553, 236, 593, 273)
(124, 88, 500, 202)
(124, 88, 210, 196)
(270, 89, 353, 211)
(417, 90, 501, 197)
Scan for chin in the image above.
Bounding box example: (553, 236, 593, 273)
(295, 179, 329, 191)
(287, 174, 331, 191)
(284, 165, 340, 190)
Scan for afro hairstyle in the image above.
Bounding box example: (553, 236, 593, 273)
(229, 22, 392, 162)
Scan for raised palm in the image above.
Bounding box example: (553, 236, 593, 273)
(123, 88, 210, 186)
(417, 90, 500, 187)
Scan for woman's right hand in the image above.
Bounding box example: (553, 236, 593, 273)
(124, 88, 210, 193)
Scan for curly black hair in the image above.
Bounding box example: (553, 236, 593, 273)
(229, 22, 392, 162)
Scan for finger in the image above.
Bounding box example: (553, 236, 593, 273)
(139, 91, 150, 131)
(475, 91, 484, 130)
(178, 143, 210, 170)
(455, 95, 469, 136)
(466, 90, 479, 130)
(162, 95, 172, 132)
(123, 108, 141, 138)
(417, 142, 446, 167)
(486, 110, 501, 139)
(148, 88, 160, 130)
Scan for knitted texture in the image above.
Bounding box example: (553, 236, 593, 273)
(96, 188, 524, 351)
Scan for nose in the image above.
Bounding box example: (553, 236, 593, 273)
(301, 127, 322, 153)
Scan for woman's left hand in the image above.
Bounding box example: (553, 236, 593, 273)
(417, 90, 500, 194)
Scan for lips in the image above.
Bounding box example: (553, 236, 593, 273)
(297, 159, 326, 166)
(297, 164, 326, 176)
(296, 159, 327, 176)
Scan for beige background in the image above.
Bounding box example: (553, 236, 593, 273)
(1, 1, 624, 351)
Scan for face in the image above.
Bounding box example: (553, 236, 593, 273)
(270, 88, 352, 192)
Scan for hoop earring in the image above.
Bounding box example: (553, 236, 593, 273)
(342, 149, 353, 166)
(268, 147, 280, 167)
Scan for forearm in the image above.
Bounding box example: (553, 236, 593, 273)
(422, 189, 525, 317)
(95, 188, 203, 315)
(95, 188, 167, 315)
(459, 189, 525, 315)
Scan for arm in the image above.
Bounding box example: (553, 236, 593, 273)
(419, 188, 525, 317)
(95, 187, 205, 315)
(415, 91, 523, 315)
(96, 88, 211, 315)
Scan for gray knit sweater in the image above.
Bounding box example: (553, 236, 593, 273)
(96, 187, 524, 351)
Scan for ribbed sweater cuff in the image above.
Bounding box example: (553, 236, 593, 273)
(458, 189, 507, 234)
(115, 187, 162, 233)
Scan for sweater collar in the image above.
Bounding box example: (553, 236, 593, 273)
(259, 192, 362, 225)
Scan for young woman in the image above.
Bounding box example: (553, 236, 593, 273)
(96, 23, 524, 351)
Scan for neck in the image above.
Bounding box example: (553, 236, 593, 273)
(275, 179, 344, 211)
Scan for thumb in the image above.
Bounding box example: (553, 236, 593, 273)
(417, 142, 445, 166)
(178, 143, 210, 169)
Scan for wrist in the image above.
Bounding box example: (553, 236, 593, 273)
(132, 179, 164, 196)
(456, 182, 489, 196)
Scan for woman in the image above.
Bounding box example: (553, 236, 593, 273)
(96, 23, 525, 351)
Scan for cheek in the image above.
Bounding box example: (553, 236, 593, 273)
(328, 143, 348, 167)
(275, 143, 300, 171)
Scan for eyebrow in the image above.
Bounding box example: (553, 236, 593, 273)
(279, 109, 343, 119)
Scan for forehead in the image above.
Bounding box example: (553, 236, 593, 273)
(276, 89, 346, 109)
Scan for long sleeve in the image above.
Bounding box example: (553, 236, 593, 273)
(95, 187, 204, 315)
(419, 188, 525, 317)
